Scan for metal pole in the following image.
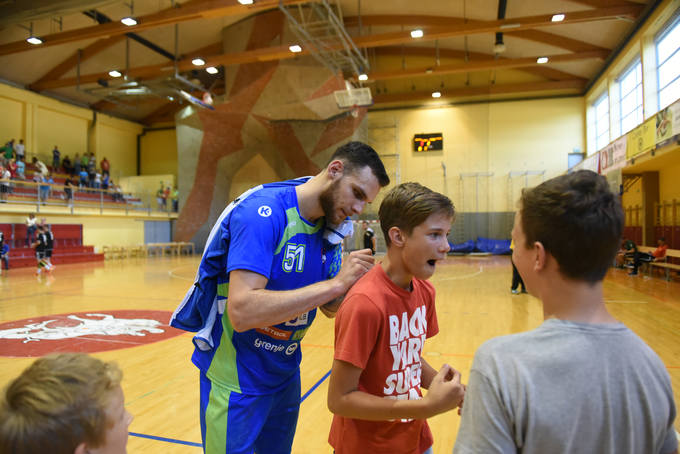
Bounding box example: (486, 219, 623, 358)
(125, 37, 130, 81)
(100, 189, 103, 214)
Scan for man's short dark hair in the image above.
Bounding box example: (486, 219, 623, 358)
(326, 141, 390, 187)
(379, 182, 455, 247)
(519, 170, 623, 284)
(659, 237, 666, 242)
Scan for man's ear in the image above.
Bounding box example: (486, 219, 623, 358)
(326, 160, 344, 180)
(74, 442, 89, 454)
(533, 241, 547, 272)
(389, 227, 405, 248)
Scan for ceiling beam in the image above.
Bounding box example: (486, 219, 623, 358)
(565, 0, 634, 8)
(373, 79, 587, 104)
(350, 5, 644, 48)
(0, 0, 309, 57)
(345, 14, 611, 53)
(33, 35, 125, 87)
(140, 102, 186, 126)
(374, 46, 585, 81)
(364, 50, 608, 82)
(30, 6, 640, 91)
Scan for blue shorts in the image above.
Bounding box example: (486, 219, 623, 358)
(199, 372, 301, 454)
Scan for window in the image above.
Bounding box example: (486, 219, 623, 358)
(657, 19, 680, 109)
(594, 94, 609, 151)
(620, 61, 643, 135)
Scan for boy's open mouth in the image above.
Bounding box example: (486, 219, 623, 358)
(427, 259, 436, 267)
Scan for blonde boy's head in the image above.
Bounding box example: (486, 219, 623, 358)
(379, 182, 455, 247)
(0, 353, 123, 454)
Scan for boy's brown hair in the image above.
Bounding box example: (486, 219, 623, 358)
(379, 182, 455, 247)
(519, 169, 623, 283)
(0, 353, 123, 454)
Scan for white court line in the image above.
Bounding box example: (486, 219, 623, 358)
(168, 265, 196, 281)
(431, 266, 483, 282)
(604, 300, 648, 304)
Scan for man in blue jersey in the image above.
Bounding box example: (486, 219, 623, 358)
(179, 141, 390, 454)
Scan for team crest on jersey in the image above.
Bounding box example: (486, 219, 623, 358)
(285, 312, 309, 327)
(258, 206, 272, 217)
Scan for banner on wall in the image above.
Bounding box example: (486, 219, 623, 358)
(571, 151, 599, 173)
(627, 117, 656, 159)
(599, 136, 627, 175)
(655, 99, 680, 147)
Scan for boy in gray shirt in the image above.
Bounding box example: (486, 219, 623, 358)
(454, 170, 677, 454)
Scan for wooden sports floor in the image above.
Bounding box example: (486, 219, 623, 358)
(1, 255, 679, 453)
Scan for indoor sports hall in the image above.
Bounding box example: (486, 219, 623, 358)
(1, 0, 679, 452)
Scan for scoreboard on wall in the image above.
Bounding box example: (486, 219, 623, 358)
(414, 133, 443, 151)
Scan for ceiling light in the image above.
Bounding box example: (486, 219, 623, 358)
(552, 14, 565, 22)
(192, 58, 205, 66)
(27, 37, 42, 45)
(432, 92, 441, 98)
(121, 17, 137, 26)
(167, 96, 174, 101)
(289, 45, 302, 53)
(500, 23, 521, 29)
(238, 0, 254, 3)
(411, 30, 424, 38)
(108, 70, 122, 77)
(358, 74, 368, 81)
(537, 57, 549, 64)
(206, 67, 219, 74)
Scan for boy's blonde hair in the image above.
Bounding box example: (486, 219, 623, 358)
(0, 353, 123, 454)
(378, 182, 455, 247)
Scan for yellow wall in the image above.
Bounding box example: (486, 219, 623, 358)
(0, 82, 143, 176)
(368, 97, 584, 214)
(140, 129, 178, 178)
(660, 162, 680, 203)
(118, 174, 176, 200)
(1, 214, 144, 251)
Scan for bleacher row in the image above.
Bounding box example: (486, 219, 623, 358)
(3, 163, 143, 209)
(0, 223, 104, 269)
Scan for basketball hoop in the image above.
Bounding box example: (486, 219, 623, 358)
(334, 87, 373, 110)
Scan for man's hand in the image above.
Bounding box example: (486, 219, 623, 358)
(334, 249, 374, 293)
(319, 296, 344, 318)
(423, 364, 465, 415)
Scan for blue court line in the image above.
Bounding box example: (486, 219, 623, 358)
(301, 369, 332, 402)
(128, 369, 332, 447)
(129, 432, 202, 447)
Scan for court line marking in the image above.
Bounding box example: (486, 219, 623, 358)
(127, 370, 332, 448)
(169, 265, 197, 281)
(129, 432, 202, 448)
(430, 266, 483, 282)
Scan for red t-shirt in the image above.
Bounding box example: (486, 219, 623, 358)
(328, 264, 439, 454)
(653, 245, 667, 258)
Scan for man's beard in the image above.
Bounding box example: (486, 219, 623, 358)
(319, 178, 342, 224)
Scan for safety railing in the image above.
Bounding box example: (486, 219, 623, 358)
(0, 179, 177, 216)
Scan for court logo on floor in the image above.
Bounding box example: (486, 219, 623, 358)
(0, 310, 184, 357)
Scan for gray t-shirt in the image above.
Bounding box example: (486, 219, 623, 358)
(454, 319, 677, 454)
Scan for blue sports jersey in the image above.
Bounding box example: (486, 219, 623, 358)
(191, 183, 342, 395)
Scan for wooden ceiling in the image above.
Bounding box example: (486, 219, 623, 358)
(0, 0, 654, 124)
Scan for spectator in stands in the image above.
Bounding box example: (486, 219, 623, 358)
(79, 167, 89, 189)
(164, 186, 171, 211)
(172, 187, 179, 212)
(52, 145, 60, 172)
(102, 173, 109, 190)
(14, 139, 24, 162)
(9, 139, 15, 151)
(32, 156, 48, 176)
(15, 156, 25, 180)
(0, 353, 133, 454)
(0, 241, 8, 275)
(628, 237, 668, 276)
(88, 155, 96, 189)
(74, 152, 81, 175)
(80, 153, 88, 173)
(25, 213, 37, 247)
(101, 156, 110, 176)
(1, 142, 13, 162)
(64, 176, 74, 206)
(62, 155, 73, 175)
(156, 182, 165, 211)
(0, 165, 10, 203)
(39, 173, 50, 205)
(94, 169, 102, 190)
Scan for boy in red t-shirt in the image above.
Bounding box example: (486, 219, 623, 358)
(327, 182, 465, 454)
